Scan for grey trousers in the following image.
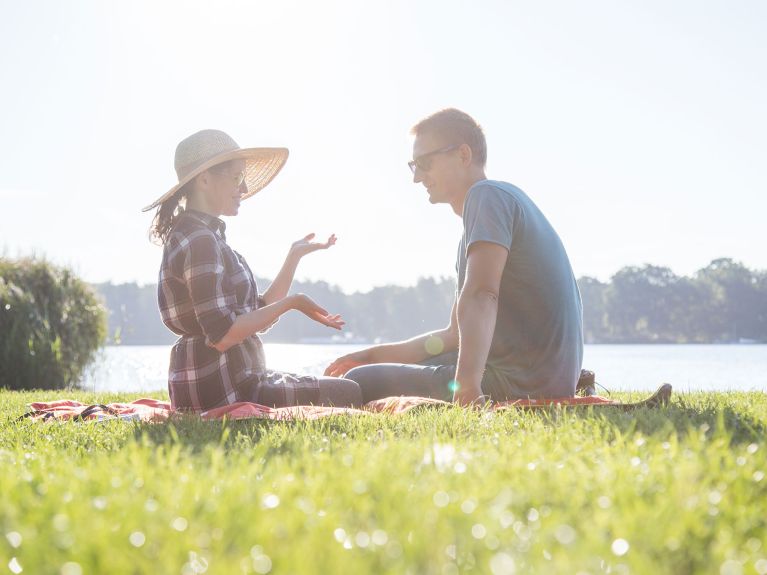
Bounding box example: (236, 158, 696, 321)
(344, 352, 459, 403)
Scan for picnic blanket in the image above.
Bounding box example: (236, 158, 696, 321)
(16, 384, 672, 422)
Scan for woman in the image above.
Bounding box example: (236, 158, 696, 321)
(143, 129, 362, 412)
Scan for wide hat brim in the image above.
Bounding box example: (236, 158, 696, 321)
(141, 147, 289, 212)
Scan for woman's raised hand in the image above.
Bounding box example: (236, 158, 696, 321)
(290, 293, 345, 330)
(289, 233, 337, 260)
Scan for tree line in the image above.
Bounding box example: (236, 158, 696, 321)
(580, 258, 767, 343)
(92, 276, 457, 345)
(92, 258, 767, 346)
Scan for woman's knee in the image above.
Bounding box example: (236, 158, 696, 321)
(317, 377, 363, 407)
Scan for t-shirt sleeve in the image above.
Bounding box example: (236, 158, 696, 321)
(181, 231, 238, 345)
(463, 184, 517, 253)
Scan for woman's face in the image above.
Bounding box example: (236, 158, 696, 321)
(204, 159, 247, 217)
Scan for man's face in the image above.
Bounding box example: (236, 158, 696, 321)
(411, 132, 463, 205)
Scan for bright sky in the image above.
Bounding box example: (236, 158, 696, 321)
(1, 0, 765, 293)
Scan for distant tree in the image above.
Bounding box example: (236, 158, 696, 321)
(665, 276, 709, 343)
(605, 265, 681, 342)
(695, 258, 763, 341)
(351, 277, 455, 342)
(756, 269, 767, 339)
(577, 276, 608, 343)
(94, 282, 176, 345)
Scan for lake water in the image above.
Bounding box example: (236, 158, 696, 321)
(80, 344, 767, 394)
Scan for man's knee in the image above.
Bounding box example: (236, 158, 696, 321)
(344, 365, 403, 403)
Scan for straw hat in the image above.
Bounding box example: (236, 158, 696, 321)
(141, 129, 289, 212)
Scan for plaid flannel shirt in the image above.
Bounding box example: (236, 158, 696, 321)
(158, 210, 267, 411)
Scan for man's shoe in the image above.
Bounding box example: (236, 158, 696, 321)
(576, 369, 597, 397)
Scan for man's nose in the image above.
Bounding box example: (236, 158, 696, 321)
(412, 168, 423, 184)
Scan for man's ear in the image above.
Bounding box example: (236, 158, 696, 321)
(459, 143, 473, 166)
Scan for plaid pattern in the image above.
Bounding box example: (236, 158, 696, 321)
(158, 210, 319, 412)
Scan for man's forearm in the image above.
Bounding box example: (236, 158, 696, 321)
(454, 290, 498, 396)
(368, 327, 458, 365)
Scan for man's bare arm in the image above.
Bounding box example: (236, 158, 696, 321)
(453, 241, 508, 405)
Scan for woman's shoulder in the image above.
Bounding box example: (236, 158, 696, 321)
(167, 212, 218, 241)
(163, 217, 222, 260)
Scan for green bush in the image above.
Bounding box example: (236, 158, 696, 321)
(0, 257, 106, 390)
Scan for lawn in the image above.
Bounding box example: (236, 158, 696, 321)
(1, 389, 766, 575)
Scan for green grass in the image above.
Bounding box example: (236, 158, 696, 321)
(1, 390, 766, 575)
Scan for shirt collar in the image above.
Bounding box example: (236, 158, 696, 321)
(185, 209, 227, 240)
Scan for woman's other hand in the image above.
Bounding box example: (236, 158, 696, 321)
(324, 348, 372, 377)
(290, 293, 345, 330)
(289, 233, 336, 260)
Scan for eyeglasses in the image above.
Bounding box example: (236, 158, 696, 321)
(211, 166, 246, 188)
(408, 144, 460, 174)
(229, 171, 246, 188)
(222, 172, 245, 188)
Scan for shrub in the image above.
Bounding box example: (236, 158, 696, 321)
(0, 257, 106, 390)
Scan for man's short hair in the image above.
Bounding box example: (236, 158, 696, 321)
(411, 108, 487, 167)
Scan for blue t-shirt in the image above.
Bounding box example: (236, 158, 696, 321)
(457, 180, 583, 398)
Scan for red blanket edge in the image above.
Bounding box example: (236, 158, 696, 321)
(22, 395, 619, 422)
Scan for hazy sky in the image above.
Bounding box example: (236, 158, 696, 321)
(1, 0, 765, 293)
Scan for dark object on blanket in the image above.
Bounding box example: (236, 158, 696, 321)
(15, 404, 121, 422)
(576, 369, 597, 396)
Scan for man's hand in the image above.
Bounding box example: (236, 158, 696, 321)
(452, 383, 487, 407)
(289, 233, 337, 260)
(324, 348, 372, 377)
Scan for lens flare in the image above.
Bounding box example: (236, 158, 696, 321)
(424, 335, 444, 355)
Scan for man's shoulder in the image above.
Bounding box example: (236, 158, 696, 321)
(468, 179, 526, 199)
(467, 180, 526, 204)
(463, 180, 527, 217)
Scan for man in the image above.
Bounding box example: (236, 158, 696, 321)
(325, 109, 583, 405)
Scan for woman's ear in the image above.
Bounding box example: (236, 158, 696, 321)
(197, 171, 208, 186)
(193, 171, 211, 191)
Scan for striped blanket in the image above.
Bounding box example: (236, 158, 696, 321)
(17, 385, 672, 422)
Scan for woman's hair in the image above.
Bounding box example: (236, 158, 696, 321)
(149, 184, 189, 245)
